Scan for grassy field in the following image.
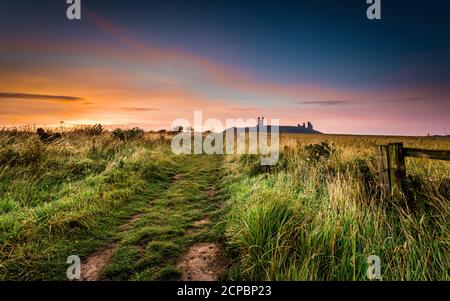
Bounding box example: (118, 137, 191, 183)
(224, 134, 449, 280)
(0, 130, 448, 280)
(0, 130, 226, 280)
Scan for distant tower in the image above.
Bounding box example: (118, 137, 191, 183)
(307, 121, 313, 130)
(257, 117, 264, 127)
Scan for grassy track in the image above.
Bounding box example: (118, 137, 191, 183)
(0, 132, 226, 280)
(102, 154, 226, 280)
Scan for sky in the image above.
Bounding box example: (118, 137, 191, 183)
(0, 0, 449, 135)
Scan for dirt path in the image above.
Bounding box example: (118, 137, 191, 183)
(118, 213, 142, 231)
(80, 211, 143, 280)
(176, 184, 227, 281)
(79, 156, 226, 281)
(80, 243, 118, 281)
(177, 243, 226, 281)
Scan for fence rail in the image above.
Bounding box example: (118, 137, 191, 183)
(377, 143, 450, 197)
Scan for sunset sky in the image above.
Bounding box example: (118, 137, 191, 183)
(1, 0, 449, 135)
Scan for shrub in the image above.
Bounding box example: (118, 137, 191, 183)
(239, 154, 271, 175)
(112, 128, 145, 141)
(304, 141, 335, 161)
(85, 124, 103, 136)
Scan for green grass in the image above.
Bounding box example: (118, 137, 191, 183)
(0, 131, 226, 280)
(223, 135, 450, 281)
(0, 131, 448, 281)
(102, 153, 226, 280)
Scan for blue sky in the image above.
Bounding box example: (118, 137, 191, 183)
(0, 0, 449, 135)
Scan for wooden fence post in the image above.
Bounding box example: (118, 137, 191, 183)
(377, 143, 449, 199)
(387, 143, 406, 197)
(377, 143, 406, 197)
